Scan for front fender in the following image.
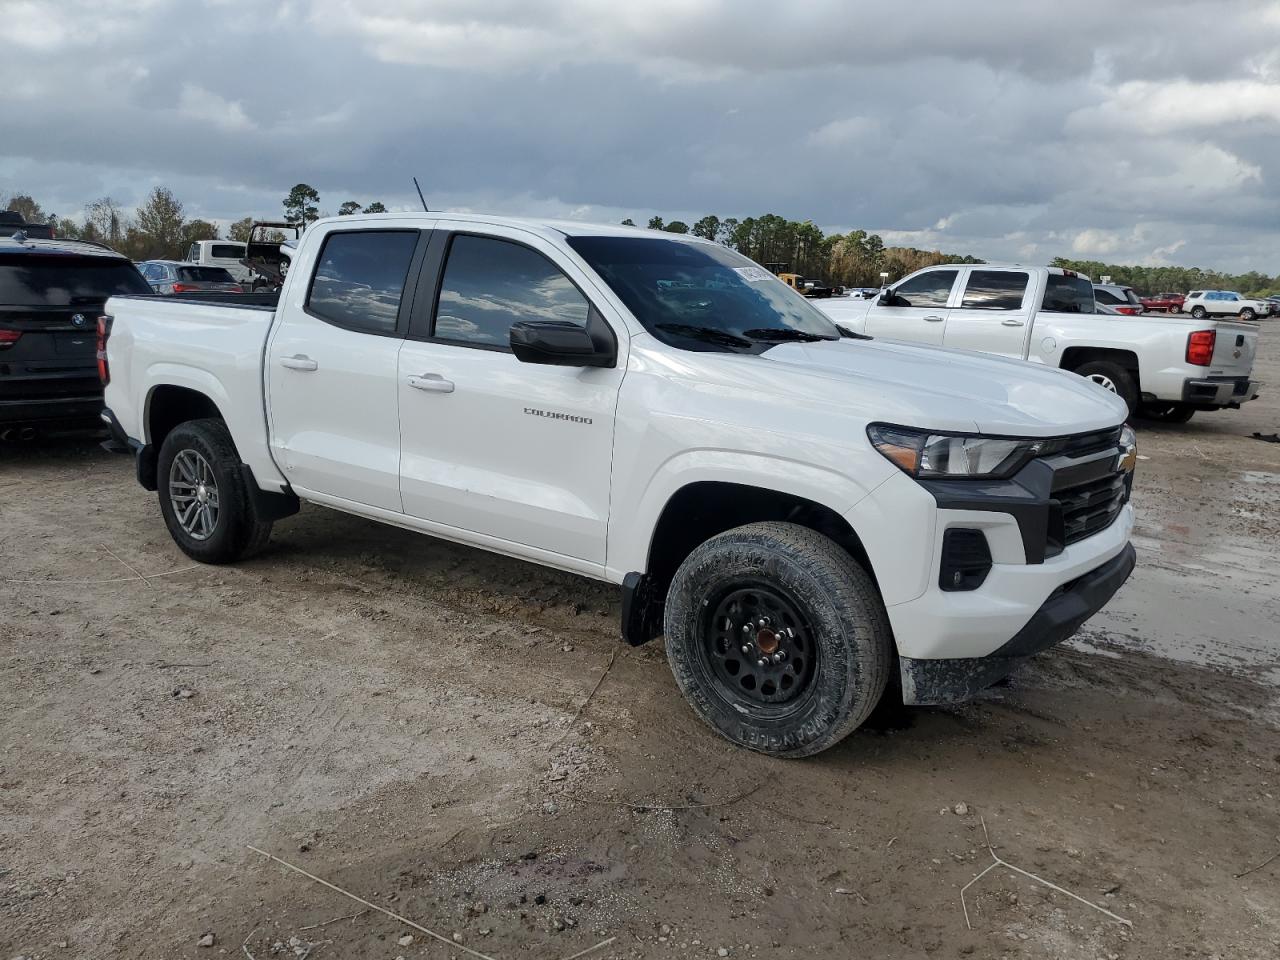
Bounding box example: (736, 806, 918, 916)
(605, 448, 888, 581)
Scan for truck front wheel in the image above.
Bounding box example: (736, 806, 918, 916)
(663, 522, 892, 758)
(157, 418, 273, 564)
(1075, 360, 1138, 416)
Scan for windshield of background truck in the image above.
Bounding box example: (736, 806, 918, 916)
(566, 235, 839, 353)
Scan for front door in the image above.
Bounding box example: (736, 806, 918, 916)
(266, 227, 428, 512)
(397, 226, 624, 567)
(942, 268, 1032, 359)
(863, 268, 958, 345)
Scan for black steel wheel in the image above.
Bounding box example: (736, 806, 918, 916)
(664, 521, 892, 757)
(703, 583, 818, 713)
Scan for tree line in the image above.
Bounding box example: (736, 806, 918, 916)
(0, 183, 386, 262)
(4, 187, 1276, 293)
(1048, 257, 1279, 299)
(626, 213, 982, 287)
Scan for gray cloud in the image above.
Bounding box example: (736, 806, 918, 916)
(3, 0, 1280, 271)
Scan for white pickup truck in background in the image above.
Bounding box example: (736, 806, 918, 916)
(101, 215, 1137, 757)
(819, 264, 1261, 423)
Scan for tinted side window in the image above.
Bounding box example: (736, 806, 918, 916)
(307, 231, 418, 334)
(1094, 288, 1120, 305)
(211, 244, 244, 260)
(1042, 274, 1095, 313)
(434, 235, 590, 349)
(960, 270, 1028, 310)
(891, 270, 956, 308)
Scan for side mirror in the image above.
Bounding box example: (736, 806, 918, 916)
(877, 289, 896, 306)
(510, 314, 616, 368)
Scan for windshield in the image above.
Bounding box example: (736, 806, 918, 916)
(1042, 273, 1095, 313)
(0, 253, 151, 306)
(566, 235, 839, 353)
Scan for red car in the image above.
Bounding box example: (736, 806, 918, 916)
(1140, 291, 1185, 313)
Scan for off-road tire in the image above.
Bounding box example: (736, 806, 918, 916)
(1075, 360, 1139, 417)
(157, 418, 273, 564)
(664, 522, 892, 758)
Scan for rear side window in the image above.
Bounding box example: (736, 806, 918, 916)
(960, 270, 1028, 310)
(177, 266, 235, 282)
(211, 244, 244, 260)
(1042, 274, 1095, 313)
(0, 254, 151, 306)
(1094, 288, 1120, 305)
(891, 270, 956, 308)
(306, 231, 418, 334)
(433, 235, 590, 349)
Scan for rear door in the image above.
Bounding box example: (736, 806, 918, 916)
(942, 268, 1032, 359)
(396, 224, 625, 566)
(0, 251, 151, 410)
(862, 268, 957, 345)
(266, 226, 431, 511)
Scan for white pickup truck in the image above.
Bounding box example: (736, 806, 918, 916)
(101, 214, 1137, 757)
(819, 264, 1261, 423)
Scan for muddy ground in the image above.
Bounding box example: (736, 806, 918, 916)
(3, 328, 1279, 960)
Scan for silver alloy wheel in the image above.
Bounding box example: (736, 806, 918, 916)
(1087, 373, 1118, 393)
(169, 449, 220, 540)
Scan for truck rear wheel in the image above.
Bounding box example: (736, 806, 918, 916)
(663, 522, 892, 758)
(157, 418, 273, 564)
(1075, 360, 1138, 416)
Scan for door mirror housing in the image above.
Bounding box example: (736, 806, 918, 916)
(877, 288, 896, 306)
(510, 311, 616, 368)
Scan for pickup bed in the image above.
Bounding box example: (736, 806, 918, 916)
(102, 214, 1137, 757)
(819, 265, 1261, 423)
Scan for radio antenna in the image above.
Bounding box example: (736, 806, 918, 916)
(412, 177, 429, 212)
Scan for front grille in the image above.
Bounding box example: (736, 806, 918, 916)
(1052, 426, 1123, 459)
(1056, 471, 1127, 546)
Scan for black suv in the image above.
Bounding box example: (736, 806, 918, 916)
(1, 232, 151, 437)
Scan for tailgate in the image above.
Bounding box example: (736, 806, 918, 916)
(1209, 321, 1258, 377)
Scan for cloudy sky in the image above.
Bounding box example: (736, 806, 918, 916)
(4, 0, 1280, 271)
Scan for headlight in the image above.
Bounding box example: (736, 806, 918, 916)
(1118, 423, 1137, 473)
(868, 424, 1044, 479)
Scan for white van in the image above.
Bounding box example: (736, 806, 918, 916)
(185, 240, 251, 283)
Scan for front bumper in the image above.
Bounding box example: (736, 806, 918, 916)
(1182, 377, 1260, 407)
(899, 542, 1135, 705)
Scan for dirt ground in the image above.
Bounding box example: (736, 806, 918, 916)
(3, 328, 1279, 960)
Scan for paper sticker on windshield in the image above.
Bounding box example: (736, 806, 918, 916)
(733, 266, 772, 283)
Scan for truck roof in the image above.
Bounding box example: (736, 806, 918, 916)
(0, 235, 129, 259)
(313, 212, 705, 243)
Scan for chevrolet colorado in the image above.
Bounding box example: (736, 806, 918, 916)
(101, 215, 1137, 757)
(819, 264, 1261, 423)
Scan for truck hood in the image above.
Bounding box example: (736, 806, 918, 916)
(754, 337, 1128, 436)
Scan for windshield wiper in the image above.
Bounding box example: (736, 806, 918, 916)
(655, 323, 754, 349)
(742, 328, 836, 343)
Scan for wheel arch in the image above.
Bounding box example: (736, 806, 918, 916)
(620, 478, 879, 646)
(1059, 346, 1140, 382)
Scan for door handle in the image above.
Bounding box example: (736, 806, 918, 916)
(279, 354, 318, 371)
(407, 373, 455, 394)
(1001, 319, 1026, 327)
(924, 315, 945, 322)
